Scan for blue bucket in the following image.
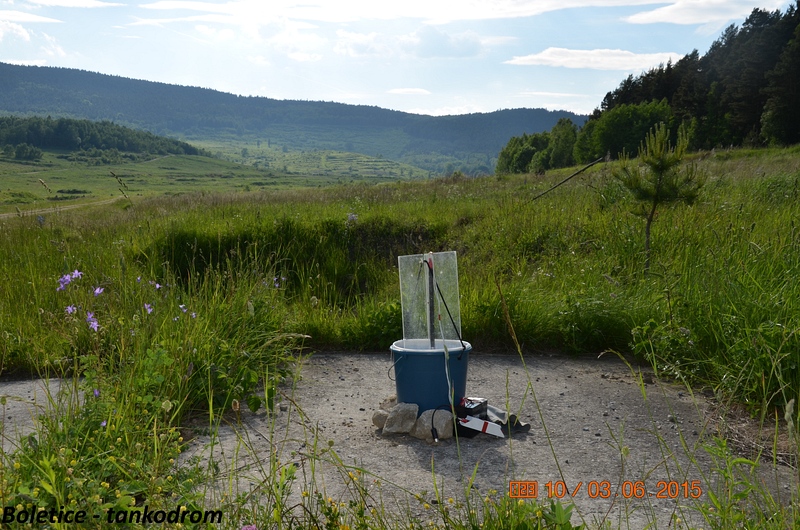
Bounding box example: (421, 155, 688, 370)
(390, 339, 471, 414)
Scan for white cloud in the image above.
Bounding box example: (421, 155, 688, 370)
(25, 0, 123, 7)
(40, 32, 66, 56)
(0, 10, 61, 23)
(0, 19, 31, 40)
(388, 88, 431, 95)
(625, 0, 788, 25)
(505, 47, 683, 71)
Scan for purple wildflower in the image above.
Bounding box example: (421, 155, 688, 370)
(65, 305, 76, 315)
(144, 303, 153, 314)
(191, 312, 197, 319)
(179, 304, 187, 313)
(155, 283, 161, 290)
(57, 270, 83, 291)
(57, 274, 72, 291)
(100, 420, 107, 427)
(93, 389, 100, 398)
(136, 276, 141, 283)
(86, 312, 99, 332)
(93, 287, 104, 297)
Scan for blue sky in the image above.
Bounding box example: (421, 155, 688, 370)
(0, 0, 793, 116)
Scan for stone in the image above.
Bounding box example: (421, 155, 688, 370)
(382, 403, 418, 434)
(411, 409, 454, 442)
(372, 409, 389, 429)
(380, 395, 397, 411)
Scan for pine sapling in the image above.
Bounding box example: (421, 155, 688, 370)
(613, 122, 705, 272)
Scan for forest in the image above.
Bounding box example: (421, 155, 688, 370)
(0, 116, 204, 161)
(497, 2, 800, 174)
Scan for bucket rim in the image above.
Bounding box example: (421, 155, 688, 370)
(390, 338, 471, 353)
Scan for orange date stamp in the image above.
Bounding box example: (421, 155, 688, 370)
(509, 480, 703, 499)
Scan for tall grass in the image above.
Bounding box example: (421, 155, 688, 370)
(2, 154, 798, 406)
(1, 148, 798, 527)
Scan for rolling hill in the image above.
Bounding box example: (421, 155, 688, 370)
(0, 62, 586, 174)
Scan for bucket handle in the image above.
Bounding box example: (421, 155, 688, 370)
(388, 351, 403, 382)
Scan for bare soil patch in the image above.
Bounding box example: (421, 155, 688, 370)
(3, 352, 795, 529)
(178, 351, 795, 528)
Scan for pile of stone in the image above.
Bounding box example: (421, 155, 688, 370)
(373, 395, 531, 441)
(372, 396, 454, 442)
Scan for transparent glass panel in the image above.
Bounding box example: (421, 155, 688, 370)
(397, 251, 462, 349)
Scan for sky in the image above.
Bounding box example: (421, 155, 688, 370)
(0, 0, 794, 116)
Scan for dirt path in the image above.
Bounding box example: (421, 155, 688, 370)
(0, 197, 123, 219)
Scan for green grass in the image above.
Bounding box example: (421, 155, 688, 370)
(1, 146, 798, 528)
(191, 138, 433, 181)
(0, 148, 434, 217)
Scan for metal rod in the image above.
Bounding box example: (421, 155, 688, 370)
(526, 156, 605, 204)
(427, 254, 435, 348)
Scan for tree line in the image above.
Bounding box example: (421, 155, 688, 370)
(497, 2, 800, 174)
(0, 116, 205, 160)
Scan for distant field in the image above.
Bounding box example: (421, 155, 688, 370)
(190, 138, 434, 180)
(0, 147, 432, 215)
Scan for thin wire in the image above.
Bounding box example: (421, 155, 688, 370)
(526, 156, 606, 204)
(434, 280, 466, 353)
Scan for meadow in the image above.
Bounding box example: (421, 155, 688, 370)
(0, 147, 432, 217)
(189, 137, 436, 181)
(0, 145, 798, 528)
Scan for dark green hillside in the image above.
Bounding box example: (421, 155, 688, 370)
(0, 62, 586, 173)
(0, 115, 203, 157)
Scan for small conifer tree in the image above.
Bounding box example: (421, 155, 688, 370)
(613, 122, 705, 272)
